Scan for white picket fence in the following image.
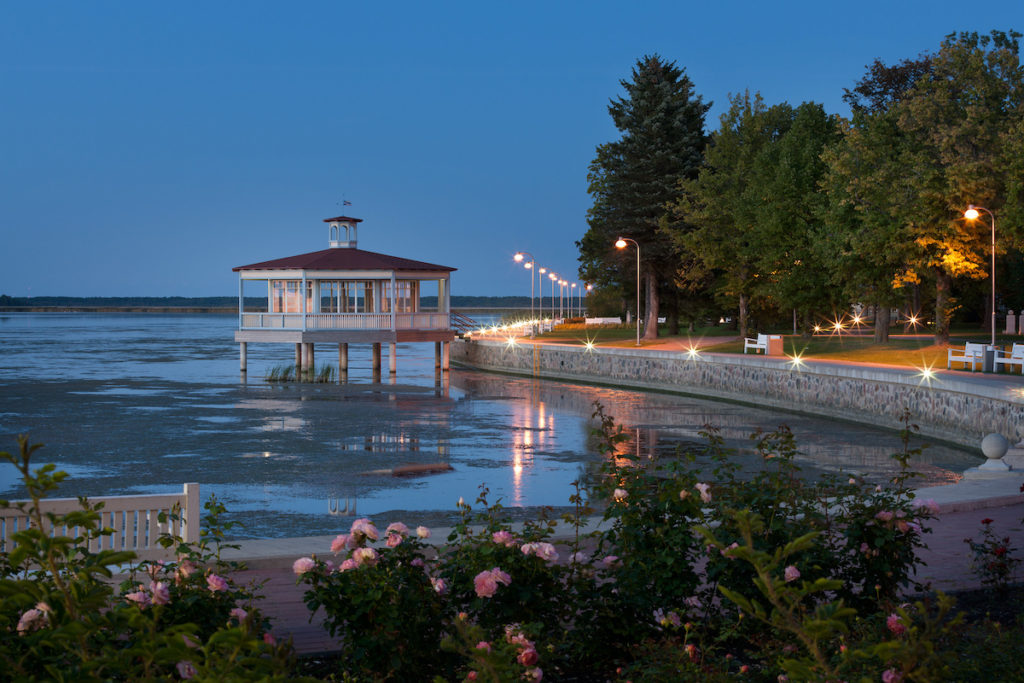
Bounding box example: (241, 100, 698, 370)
(1, 483, 200, 562)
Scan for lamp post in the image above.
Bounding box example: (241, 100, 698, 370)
(538, 267, 547, 319)
(548, 272, 558, 321)
(570, 282, 577, 318)
(559, 280, 567, 319)
(615, 237, 641, 346)
(585, 284, 593, 318)
(513, 251, 535, 335)
(965, 205, 997, 347)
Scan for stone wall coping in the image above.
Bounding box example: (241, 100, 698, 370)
(482, 339, 1024, 405)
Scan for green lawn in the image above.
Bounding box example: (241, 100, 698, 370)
(529, 323, 1024, 370)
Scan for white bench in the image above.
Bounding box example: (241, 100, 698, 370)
(947, 342, 987, 371)
(744, 333, 768, 354)
(584, 317, 623, 326)
(1, 483, 200, 562)
(995, 342, 1024, 374)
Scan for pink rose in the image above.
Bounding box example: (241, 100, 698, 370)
(534, 542, 559, 562)
(914, 498, 940, 516)
(475, 641, 491, 651)
(125, 587, 151, 609)
(16, 606, 49, 634)
(386, 534, 403, 548)
(467, 672, 478, 681)
(339, 558, 357, 571)
(526, 668, 543, 681)
(150, 581, 170, 606)
(331, 534, 351, 553)
(882, 669, 902, 683)
(207, 574, 229, 593)
(886, 613, 906, 635)
(679, 489, 690, 501)
(473, 567, 511, 598)
(613, 488, 628, 501)
(875, 510, 894, 522)
(176, 661, 197, 679)
(386, 521, 410, 537)
(353, 547, 379, 567)
(292, 557, 316, 575)
(492, 530, 517, 547)
(784, 565, 800, 583)
(230, 607, 248, 622)
(431, 577, 447, 594)
(350, 518, 379, 541)
(601, 555, 620, 568)
(518, 648, 539, 666)
(175, 558, 196, 584)
(416, 525, 431, 538)
(696, 482, 712, 503)
(263, 632, 276, 645)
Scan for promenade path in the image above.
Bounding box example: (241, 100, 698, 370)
(227, 341, 1024, 656)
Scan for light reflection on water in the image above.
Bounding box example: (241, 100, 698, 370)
(0, 313, 980, 538)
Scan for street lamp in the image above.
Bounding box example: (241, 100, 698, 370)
(538, 267, 547, 319)
(513, 251, 535, 334)
(548, 272, 558, 321)
(570, 283, 577, 318)
(615, 237, 641, 346)
(585, 284, 593, 318)
(965, 205, 997, 347)
(559, 279, 567, 319)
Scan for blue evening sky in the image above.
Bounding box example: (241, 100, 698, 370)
(2, 1, 1020, 298)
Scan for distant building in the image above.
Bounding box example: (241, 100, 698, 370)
(232, 215, 457, 375)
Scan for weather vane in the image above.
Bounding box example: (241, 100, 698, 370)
(337, 196, 352, 211)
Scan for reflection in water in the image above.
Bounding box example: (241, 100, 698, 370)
(0, 313, 980, 538)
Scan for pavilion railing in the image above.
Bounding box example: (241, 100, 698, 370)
(240, 312, 451, 331)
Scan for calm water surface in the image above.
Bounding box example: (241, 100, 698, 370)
(0, 313, 980, 538)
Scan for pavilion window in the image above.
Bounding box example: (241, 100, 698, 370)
(270, 280, 312, 313)
(382, 281, 417, 313)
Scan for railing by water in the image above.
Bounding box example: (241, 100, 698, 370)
(1, 483, 200, 562)
(240, 312, 452, 331)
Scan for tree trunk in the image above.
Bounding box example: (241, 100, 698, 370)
(934, 269, 952, 344)
(643, 272, 659, 340)
(738, 292, 749, 340)
(873, 304, 890, 343)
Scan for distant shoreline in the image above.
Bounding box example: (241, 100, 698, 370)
(0, 306, 531, 314)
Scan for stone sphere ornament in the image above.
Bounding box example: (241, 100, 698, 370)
(981, 433, 1010, 460)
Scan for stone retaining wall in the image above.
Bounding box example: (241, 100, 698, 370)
(451, 339, 1024, 448)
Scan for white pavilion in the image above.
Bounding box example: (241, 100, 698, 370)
(233, 215, 457, 376)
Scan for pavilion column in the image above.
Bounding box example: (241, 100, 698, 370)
(305, 343, 315, 371)
(372, 343, 381, 372)
(435, 341, 442, 368)
(239, 342, 247, 372)
(295, 343, 302, 371)
(338, 343, 348, 372)
(442, 341, 450, 371)
(389, 342, 397, 375)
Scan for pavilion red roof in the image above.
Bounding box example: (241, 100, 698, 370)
(232, 247, 456, 273)
(322, 216, 363, 223)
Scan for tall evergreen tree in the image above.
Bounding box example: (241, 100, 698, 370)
(578, 55, 709, 339)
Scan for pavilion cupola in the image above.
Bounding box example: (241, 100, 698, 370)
(325, 215, 363, 248)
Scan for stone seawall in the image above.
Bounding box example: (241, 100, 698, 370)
(451, 339, 1024, 448)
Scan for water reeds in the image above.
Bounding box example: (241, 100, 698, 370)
(264, 363, 337, 383)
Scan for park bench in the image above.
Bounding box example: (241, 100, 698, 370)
(994, 342, 1024, 374)
(744, 333, 768, 354)
(1, 483, 200, 562)
(947, 342, 987, 371)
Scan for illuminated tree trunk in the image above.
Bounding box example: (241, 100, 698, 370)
(643, 272, 659, 340)
(873, 303, 890, 343)
(934, 269, 953, 344)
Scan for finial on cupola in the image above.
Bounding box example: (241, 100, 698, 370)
(324, 215, 363, 248)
